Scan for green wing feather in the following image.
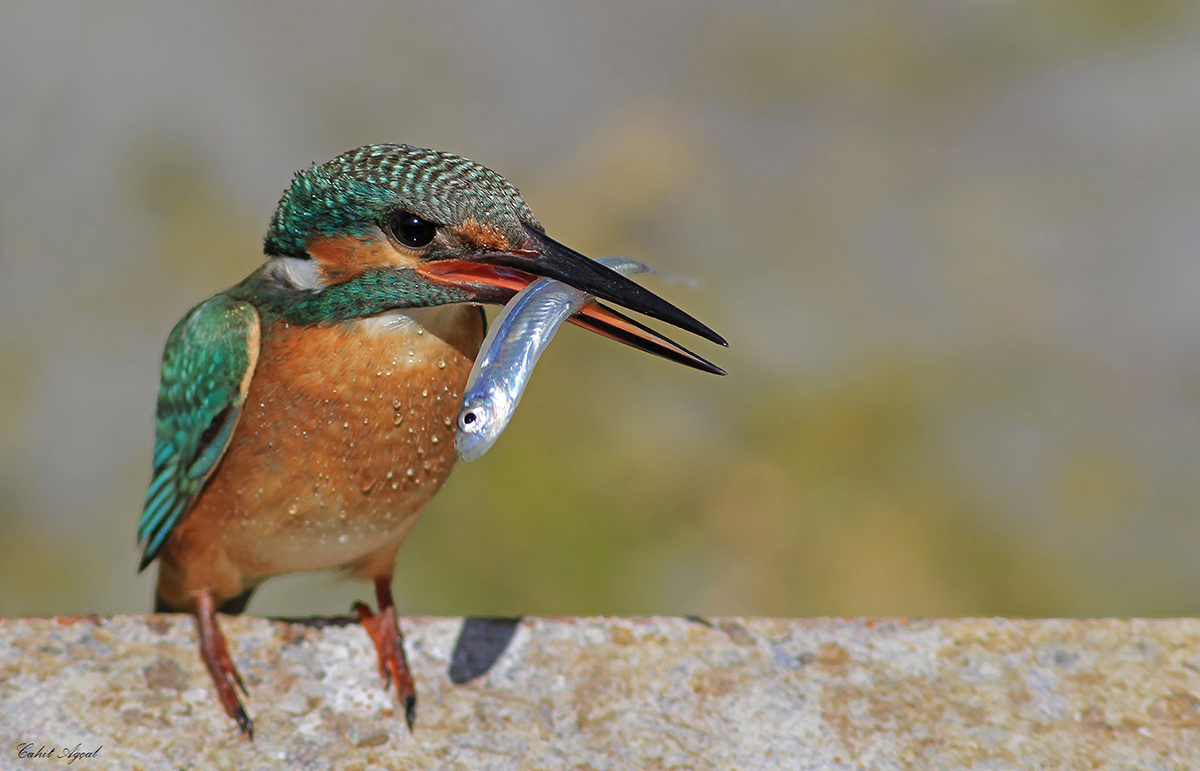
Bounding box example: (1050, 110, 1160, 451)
(138, 295, 260, 571)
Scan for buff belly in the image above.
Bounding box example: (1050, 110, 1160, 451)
(156, 305, 483, 606)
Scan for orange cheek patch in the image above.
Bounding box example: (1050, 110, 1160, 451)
(457, 219, 511, 251)
(308, 235, 380, 284)
(307, 234, 410, 284)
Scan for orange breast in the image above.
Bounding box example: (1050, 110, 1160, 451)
(158, 304, 484, 604)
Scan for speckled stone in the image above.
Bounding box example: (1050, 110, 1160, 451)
(2, 616, 1199, 769)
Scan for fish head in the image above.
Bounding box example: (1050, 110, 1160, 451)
(455, 390, 509, 462)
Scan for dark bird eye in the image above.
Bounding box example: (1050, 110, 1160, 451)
(387, 211, 437, 248)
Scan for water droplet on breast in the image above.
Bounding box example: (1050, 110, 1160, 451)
(343, 422, 350, 429)
(392, 399, 402, 409)
(393, 413, 404, 426)
(287, 504, 299, 515)
(436, 359, 446, 369)
(421, 388, 429, 398)
(431, 436, 439, 444)
(338, 534, 349, 544)
(406, 468, 415, 477)
(422, 460, 431, 470)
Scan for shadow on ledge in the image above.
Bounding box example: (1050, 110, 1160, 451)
(270, 614, 523, 684)
(270, 614, 361, 628)
(448, 616, 523, 684)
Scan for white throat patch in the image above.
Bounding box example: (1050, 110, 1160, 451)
(270, 256, 325, 291)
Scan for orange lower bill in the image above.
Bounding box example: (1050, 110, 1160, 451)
(418, 260, 725, 375)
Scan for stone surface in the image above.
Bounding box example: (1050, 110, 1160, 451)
(2, 616, 1199, 769)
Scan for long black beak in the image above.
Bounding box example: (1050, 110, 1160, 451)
(471, 225, 727, 347)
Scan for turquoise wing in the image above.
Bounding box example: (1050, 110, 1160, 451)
(138, 294, 260, 571)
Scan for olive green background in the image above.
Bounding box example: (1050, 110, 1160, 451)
(2, 0, 1198, 618)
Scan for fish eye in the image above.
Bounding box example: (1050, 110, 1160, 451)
(387, 210, 437, 249)
(459, 409, 480, 432)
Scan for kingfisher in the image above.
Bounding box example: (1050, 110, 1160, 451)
(137, 144, 725, 739)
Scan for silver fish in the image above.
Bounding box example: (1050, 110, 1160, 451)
(455, 257, 669, 462)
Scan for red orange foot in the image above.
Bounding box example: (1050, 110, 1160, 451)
(196, 592, 253, 739)
(353, 600, 417, 730)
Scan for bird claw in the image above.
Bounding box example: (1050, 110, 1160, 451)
(197, 592, 254, 739)
(404, 694, 417, 732)
(354, 598, 417, 730)
(233, 705, 255, 741)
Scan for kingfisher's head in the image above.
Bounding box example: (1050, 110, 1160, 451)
(265, 144, 537, 265)
(262, 144, 725, 350)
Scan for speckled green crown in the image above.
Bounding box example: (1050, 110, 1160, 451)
(264, 144, 540, 258)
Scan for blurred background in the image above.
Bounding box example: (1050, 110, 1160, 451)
(2, 0, 1199, 619)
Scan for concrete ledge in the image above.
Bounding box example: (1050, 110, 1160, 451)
(2, 616, 1199, 769)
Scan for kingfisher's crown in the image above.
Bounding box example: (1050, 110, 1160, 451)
(264, 144, 540, 258)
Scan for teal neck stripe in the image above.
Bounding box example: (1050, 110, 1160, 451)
(238, 266, 472, 325)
